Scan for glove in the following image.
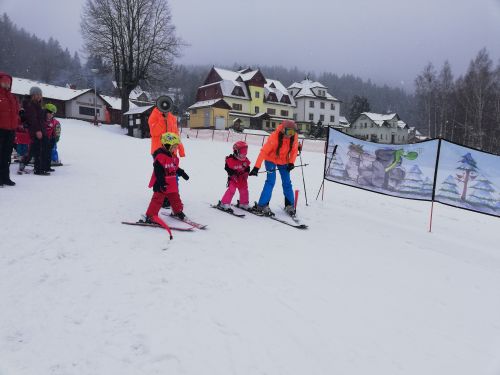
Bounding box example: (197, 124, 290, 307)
(287, 163, 295, 171)
(249, 167, 259, 176)
(245, 166, 250, 173)
(153, 180, 166, 192)
(177, 168, 189, 181)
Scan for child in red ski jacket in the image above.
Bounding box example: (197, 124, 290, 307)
(144, 132, 189, 226)
(218, 141, 251, 212)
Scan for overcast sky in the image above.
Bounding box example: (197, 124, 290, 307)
(2, 0, 500, 89)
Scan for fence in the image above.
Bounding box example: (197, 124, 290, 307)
(179, 127, 326, 153)
(322, 127, 500, 221)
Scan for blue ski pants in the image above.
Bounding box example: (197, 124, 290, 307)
(257, 161, 295, 207)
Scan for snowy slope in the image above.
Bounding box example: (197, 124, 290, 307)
(0, 119, 499, 375)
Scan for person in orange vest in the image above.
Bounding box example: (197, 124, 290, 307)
(148, 107, 185, 209)
(148, 107, 185, 157)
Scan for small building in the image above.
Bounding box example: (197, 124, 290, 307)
(100, 95, 137, 124)
(187, 99, 232, 129)
(408, 127, 428, 143)
(346, 112, 410, 144)
(11, 77, 135, 124)
(123, 105, 154, 138)
(288, 78, 341, 134)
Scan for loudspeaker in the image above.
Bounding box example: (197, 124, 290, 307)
(155, 95, 174, 113)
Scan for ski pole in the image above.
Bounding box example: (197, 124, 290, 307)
(299, 152, 309, 206)
(257, 164, 309, 174)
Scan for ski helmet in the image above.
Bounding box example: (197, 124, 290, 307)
(160, 132, 180, 147)
(233, 141, 248, 159)
(44, 103, 57, 114)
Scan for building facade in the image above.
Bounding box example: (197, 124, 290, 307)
(288, 79, 341, 134)
(187, 99, 232, 129)
(188, 67, 295, 130)
(12, 77, 135, 124)
(345, 112, 410, 144)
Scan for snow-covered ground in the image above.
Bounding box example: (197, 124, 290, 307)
(1, 119, 499, 375)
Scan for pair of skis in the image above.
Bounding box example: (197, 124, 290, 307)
(122, 212, 207, 238)
(211, 203, 308, 229)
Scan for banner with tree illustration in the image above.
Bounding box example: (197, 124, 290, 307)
(325, 129, 439, 201)
(434, 141, 500, 217)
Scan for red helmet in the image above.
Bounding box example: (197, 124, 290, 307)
(233, 141, 248, 159)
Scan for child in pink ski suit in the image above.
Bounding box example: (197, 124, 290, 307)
(219, 141, 251, 210)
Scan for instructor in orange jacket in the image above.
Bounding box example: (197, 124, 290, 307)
(249, 120, 299, 216)
(148, 107, 185, 157)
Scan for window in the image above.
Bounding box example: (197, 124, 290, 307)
(79, 106, 99, 116)
(232, 103, 242, 111)
(293, 113, 297, 120)
(232, 87, 245, 97)
(192, 109, 197, 114)
(309, 101, 314, 108)
(267, 108, 276, 115)
(319, 114, 325, 121)
(265, 121, 270, 128)
(255, 91, 260, 98)
(272, 122, 276, 128)
(330, 115, 335, 122)
(364, 123, 368, 128)
(308, 113, 314, 121)
(320, 102, 325, 109)
(371, 123, 374, 128)
(281, 110, 289, 117)
(255, 106, 260, 113)
(331, 103, 335, 110)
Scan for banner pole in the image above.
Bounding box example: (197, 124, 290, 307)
(316, 144, 337, 201)
(429, 138, 442, 233)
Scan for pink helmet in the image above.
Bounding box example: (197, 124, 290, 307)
(233, 141, 248, 159)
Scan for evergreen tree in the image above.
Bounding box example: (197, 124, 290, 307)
(437, 175, 461, 200)
(456, 152, 479, 201)
(348, 95, 371, 123)
(468, 176, 497, 207)
(398, 165, 424, 194)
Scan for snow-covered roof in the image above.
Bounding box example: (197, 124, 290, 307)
(397, 120, 408, 129)
(112, 82, 151, 101)
(265, 79, 295, 107)
(214, 68, 242, 81)
(288, 79, 338, 101)
(199, 80, 250, 100)
(123, 105, 153, 115)
(338, 116, 350, 127)
(188, 99, 231, 110)
(361, 112, 398, 126)
(11, 77, 91, 101)
(101, 95, 138, 111)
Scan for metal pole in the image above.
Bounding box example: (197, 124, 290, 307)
(299, 152, 309, 206)
(94, 76, 97, 125)
(315, 145, 337, 200)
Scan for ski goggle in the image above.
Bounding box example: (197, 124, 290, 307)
(283, 128, 296, 136)
(235, 147, 248, 158)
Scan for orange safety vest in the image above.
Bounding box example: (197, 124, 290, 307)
(148, 108, 185, 156)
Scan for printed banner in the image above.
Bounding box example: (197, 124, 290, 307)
(434, 141, 500, 217)
(325, 128, 439, 201)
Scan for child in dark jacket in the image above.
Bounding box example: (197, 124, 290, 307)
(143, 132, 189, 226)
(217, 141, 251, 212)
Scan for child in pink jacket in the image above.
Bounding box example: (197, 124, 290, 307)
(218, 141, 251, 212)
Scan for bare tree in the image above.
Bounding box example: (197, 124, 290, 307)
(81, 0, 183, 117)
(415, 63, 437, 138)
